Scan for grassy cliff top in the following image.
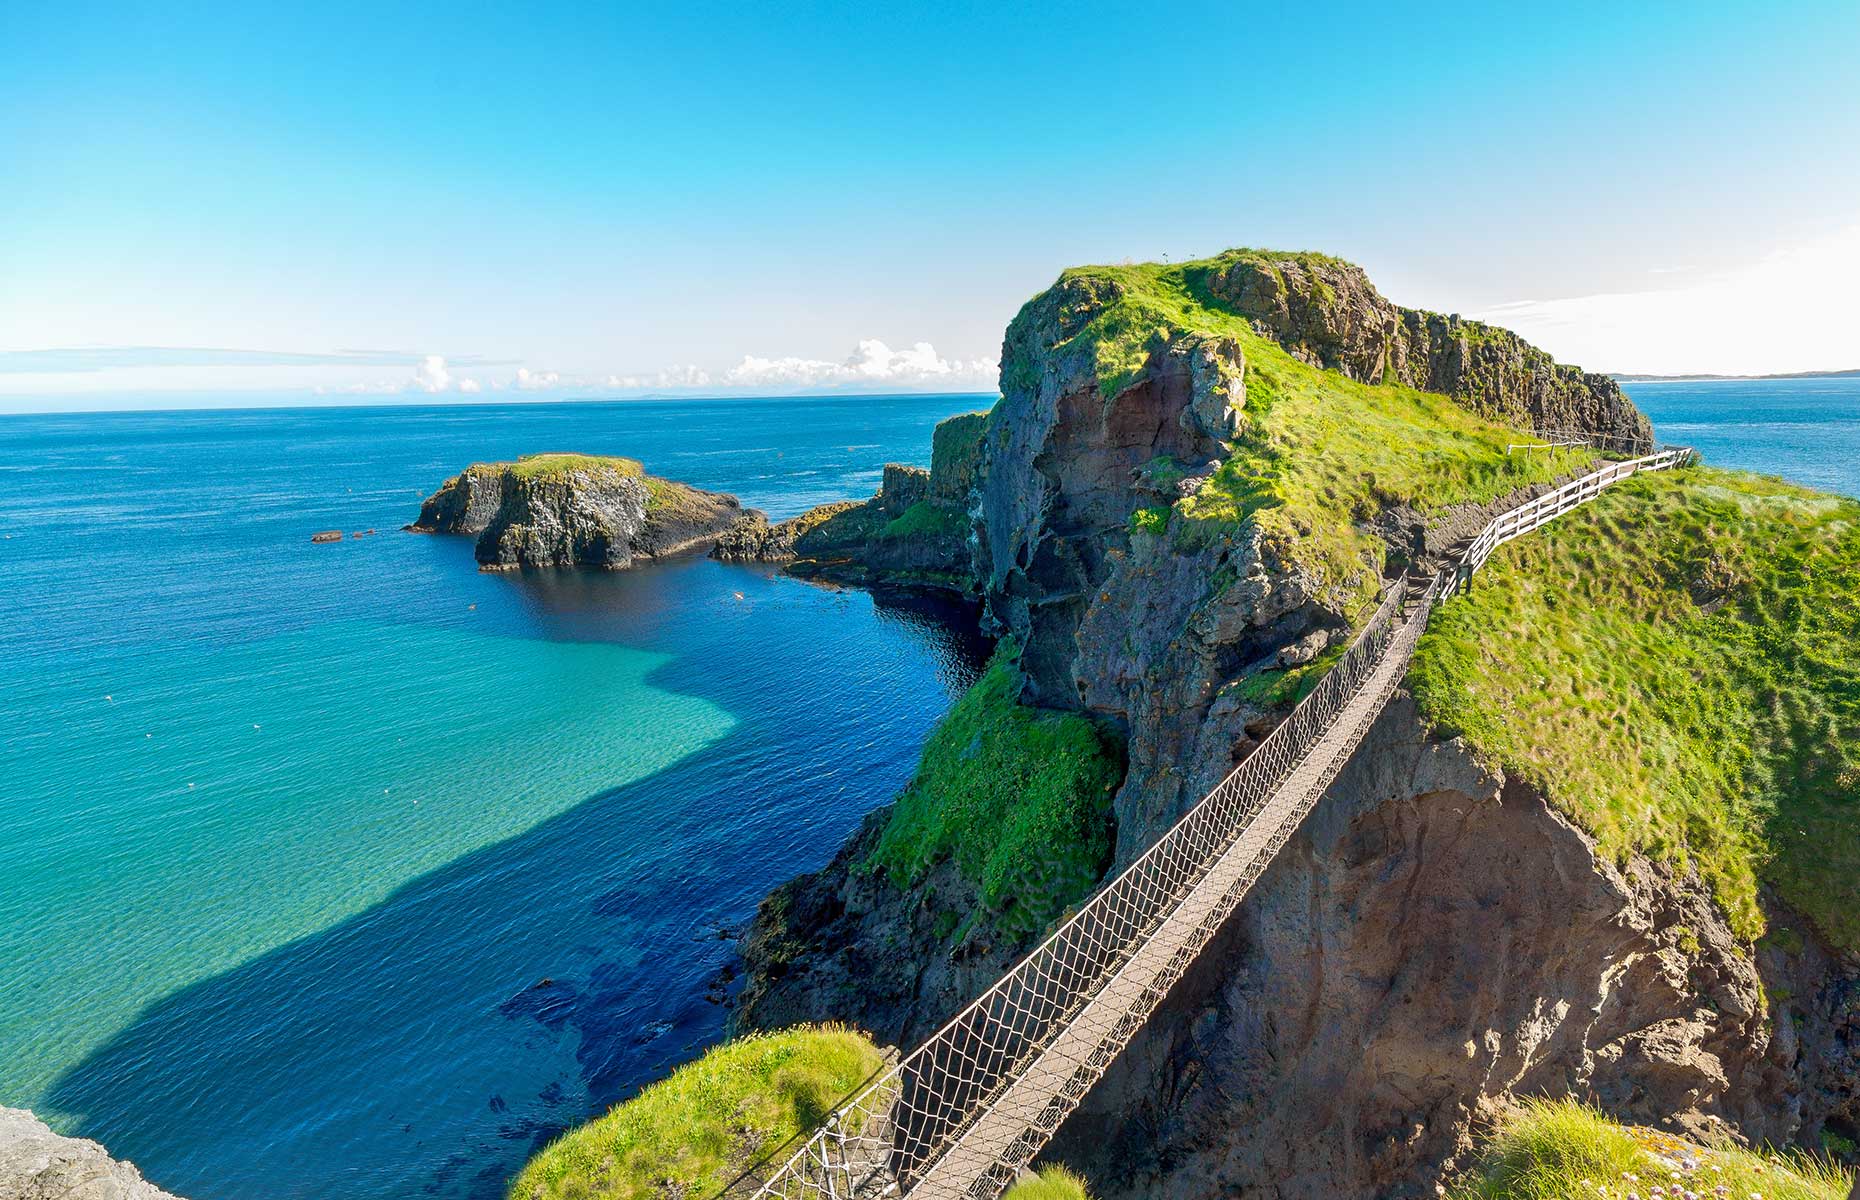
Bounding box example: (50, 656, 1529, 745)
(1026, 252, 1595, 615)
(498, 453, 646, 481)
(508, 1025, 880, 1200)
(464, 454, 731, 520)
(1410, 468, 1860, 947)
(1451, 1099, 1852, 1199)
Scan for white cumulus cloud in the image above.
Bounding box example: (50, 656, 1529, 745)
(410, 355, 453, 393)
(514, 366, 561, 390)
(724, 339, 996, 390)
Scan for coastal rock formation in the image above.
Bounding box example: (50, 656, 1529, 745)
(711, 411, 989, 595)
(0, 1107, 185, 1200)
(1204, 249, 1652, 447)
(410, 453, 751, 570)
(731, 250, 1858, 1194)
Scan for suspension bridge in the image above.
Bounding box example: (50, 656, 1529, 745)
(733, 441, 1695, 1200)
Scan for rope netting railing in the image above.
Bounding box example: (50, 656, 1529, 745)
(729, 444, 1694, 1200)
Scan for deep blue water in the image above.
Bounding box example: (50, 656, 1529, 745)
(0, 396, 993, 1200)
(1626, 375, 1860, 496)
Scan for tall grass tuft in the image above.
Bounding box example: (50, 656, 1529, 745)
(1452, 1098, 1853, 1200)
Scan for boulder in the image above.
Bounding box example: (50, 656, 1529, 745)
(0, 1108, 184, 1200)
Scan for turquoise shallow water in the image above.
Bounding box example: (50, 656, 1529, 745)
(0, 396, 992, 1200)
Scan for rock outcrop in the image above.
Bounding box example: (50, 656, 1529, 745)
(0, 1108, 184, 1200)
(981, 273, 1343, 855)
(712, 411, 989, 596)
(409, 453, 752, 570)
(1204, 250, 1652, 447)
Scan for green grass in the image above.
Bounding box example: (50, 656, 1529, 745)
(505, 453, 645, 481)
(1008, 251, 1594, 615)
(883, 500, 968, 541)
(1450, 1098, 1852, 1200)
(1410, 468, 1860, 946)
(1127, 505, 1170, 536)
(508, 1025, 881, 1200)
(1230, 645, 1347, 707)
(864, 643, 1125, 938)
(1002, 1165, 1092, 1200)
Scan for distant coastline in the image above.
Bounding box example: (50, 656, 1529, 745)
(1612, 367, 1860, 382)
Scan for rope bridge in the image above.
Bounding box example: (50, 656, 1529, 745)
(733, 445, 1695, 1200)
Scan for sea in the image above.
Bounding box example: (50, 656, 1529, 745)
(0, 395, 993, 1200)
(0, 378, 1854, 1200)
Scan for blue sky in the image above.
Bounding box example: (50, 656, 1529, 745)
(4, 0, 1858, 408)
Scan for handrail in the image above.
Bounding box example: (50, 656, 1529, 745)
(732, 442, 1694, 1200)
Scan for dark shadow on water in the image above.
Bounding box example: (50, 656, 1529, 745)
(47, 559, 987, 1200)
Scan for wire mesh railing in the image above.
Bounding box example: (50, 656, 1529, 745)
(729, 444, 1694, 1200)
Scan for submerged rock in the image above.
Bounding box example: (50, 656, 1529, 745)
(409, 453, 753, 571)
(0, 1107, 185, 1200)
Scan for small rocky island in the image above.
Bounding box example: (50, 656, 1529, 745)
(409, 453, 755, 570)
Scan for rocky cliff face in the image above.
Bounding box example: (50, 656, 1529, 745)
(0, 1108, 184, 1200)
(1204, 250, 1652, 447)
(981, 274, 1342, 857)
(410, 454, 750, 570)
(712, 412, 989, 596)
(1040, 696, 1851, 1198)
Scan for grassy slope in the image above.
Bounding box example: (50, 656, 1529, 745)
(864, 644, 1124, 939)
(1030, 252, 1594, 617)
(1451, 1099, 1852, 1200)
(1003, 1166, 1092, 1200)
(509, 1026, 880, 1200)
(1409, 468, 1860, 945)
